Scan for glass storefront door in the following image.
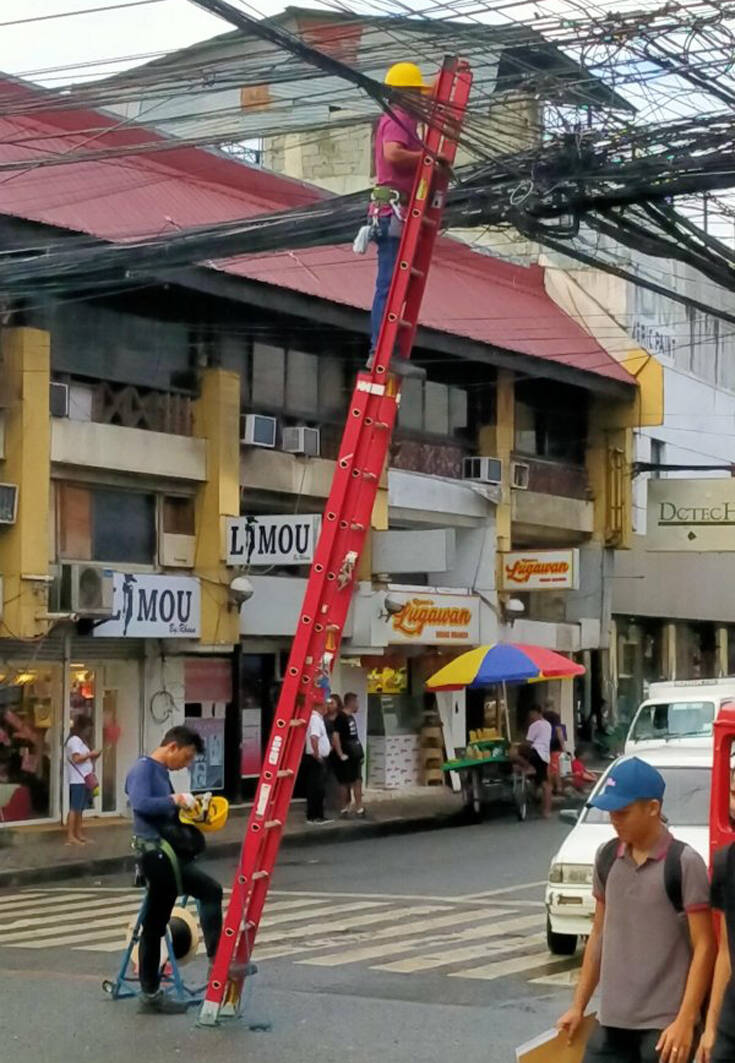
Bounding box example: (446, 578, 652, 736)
(66, 666, 119, 815)
(0, 664, 62, 823)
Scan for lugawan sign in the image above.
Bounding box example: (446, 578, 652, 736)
(227, 515, 321, 566)
(647, 479, 735, 551)
(375, 591, 480, 646)
(94, 573, 201, 638)
(501, 549, 579, 591)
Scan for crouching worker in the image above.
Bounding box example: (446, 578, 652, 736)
(125, 726, 223, 1014)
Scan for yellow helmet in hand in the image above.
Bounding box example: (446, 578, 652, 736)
(179, 794, 229, 833)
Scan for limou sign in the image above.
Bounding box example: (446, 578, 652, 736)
(227, 515, 322, 566)
(94, 573, 201, 638)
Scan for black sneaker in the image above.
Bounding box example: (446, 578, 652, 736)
(138, 990, 189, 1015)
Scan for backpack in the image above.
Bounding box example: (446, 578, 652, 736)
(596, 836, 686, 913)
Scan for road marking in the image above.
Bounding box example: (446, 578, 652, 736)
(449, 951, 577, 981)
(529, 968, 581, 986)
(268, 889, 460, 904)
(294, 911, 536, 968)
(372, 917, 545, 973)
(256, 907, 515, 962)
(459, 881, 546, 900)
(3, 899, 144, 932)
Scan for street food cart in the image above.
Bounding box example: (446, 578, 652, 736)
(428, 643, 585, 819)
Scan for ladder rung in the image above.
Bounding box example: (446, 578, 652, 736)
(397, 319, 414, 329)
(410, 266, 425, 278)
(264, 819, 282, 830)
(374, 421, 389, 429)
(350, 522, 365, 531)
(252, 870, 269, 881)
(276, 769, 294, 778)
(421, 216, 438, 228)
(289, 718, 306, 727)
(362, 471, 377, 481)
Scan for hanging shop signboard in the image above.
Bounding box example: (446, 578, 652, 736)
(227, 515, 322, 566)
(501, 549, 579, 591)
(94, 573, 201, 638)
(647, 479, 735, 551)
(374, 591, 480, 646)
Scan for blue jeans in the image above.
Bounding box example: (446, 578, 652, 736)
(370, 216, 401, 352)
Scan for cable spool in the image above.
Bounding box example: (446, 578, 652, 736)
(128, 906, 199, 968)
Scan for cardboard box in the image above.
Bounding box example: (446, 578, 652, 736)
(516, 1015, 597, 1063)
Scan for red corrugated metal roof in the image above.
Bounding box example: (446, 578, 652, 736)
(0, 77, 631, 385)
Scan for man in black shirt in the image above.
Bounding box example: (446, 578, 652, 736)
(331, 692, 365, 817)
(699, 836, 735, 1060)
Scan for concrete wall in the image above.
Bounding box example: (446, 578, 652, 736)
(51, 420, 207, 481)
(614, 540, 735, 623)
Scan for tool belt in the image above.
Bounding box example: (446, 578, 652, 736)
(370, 185, 408, 207)
(133, 835, 183, 895)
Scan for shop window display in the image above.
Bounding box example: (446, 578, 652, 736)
(0, 666, 60, 822)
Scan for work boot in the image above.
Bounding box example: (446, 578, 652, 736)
(138, 989, 189, 1015)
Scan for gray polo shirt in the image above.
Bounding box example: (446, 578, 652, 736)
(592, 828, 710, 1030)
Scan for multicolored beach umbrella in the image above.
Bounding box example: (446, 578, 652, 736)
(426, 643, 585, 691)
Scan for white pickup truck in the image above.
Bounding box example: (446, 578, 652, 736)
(623, 677, 735, 754)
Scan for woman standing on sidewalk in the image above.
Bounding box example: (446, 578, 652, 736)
(332, 692, 365, 817)
(65, 714, 101, 846)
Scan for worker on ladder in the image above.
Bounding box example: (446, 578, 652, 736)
(366, 62, 433, 371)
(125, 726, 224, 1014)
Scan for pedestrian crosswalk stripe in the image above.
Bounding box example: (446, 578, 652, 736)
(4, 898, 144, 930)
(0, 892, 88, 913)
(375, 932, 547, 974)
(291, 908, 524, 968)
(0, 885, 576, 990)
(371, 916, 545, 973)
(449, 950, 577, 981)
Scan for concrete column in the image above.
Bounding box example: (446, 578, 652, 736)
(559, 678, 575, 749)
(0, 328, 51, 639)
(192, 368, 241, 646)
(717, 626, 727, 677)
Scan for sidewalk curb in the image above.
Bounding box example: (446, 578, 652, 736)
(0, 810, 463, 889)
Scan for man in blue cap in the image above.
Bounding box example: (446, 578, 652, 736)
(557, 756, 715, 1063)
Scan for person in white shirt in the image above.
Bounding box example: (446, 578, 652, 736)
(65, 714, 101, 845)
(304, 702, 332, 825)
(521, 705, 552, 819)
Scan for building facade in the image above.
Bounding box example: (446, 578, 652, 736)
(0, 74, 641, 822)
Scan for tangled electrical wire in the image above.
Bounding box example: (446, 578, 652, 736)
(3, 0, 735, 319)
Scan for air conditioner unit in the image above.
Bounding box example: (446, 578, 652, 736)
(511, 461, 530, 490)
(50, 381, 70, 418)
(462, 456, 502, 485)
(0, 483, 18, 525)
(160, 533, 196, 568)
(282, 426, 320, 457)
(58, 563, 114, 617)
(241, 414, 277, 448)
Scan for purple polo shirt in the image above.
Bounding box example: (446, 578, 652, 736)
(592, 828, 710, 1030)
(374, 109, 421, 196)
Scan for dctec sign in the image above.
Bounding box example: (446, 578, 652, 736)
(376, 592, 480, 646)
(95, 573, 200, 638)
(648, 479, 735, 551)
(227, 515, 322, 566)
(501, 549, 579, 591)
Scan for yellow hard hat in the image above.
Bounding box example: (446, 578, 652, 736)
(179, 795, 229, 833)
(384, 62, 428, 90)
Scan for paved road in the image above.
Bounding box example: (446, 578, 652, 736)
(0, 814, 582, 1063)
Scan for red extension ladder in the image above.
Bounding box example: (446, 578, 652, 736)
(199, 55, 473, 1026)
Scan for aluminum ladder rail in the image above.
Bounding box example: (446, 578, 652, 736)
(199, 55, 472, 1027)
